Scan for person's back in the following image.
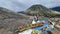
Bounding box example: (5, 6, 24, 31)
(34, 16, 38, 22)
(32, 16, 38, 24)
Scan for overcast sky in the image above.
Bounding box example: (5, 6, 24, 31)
(0, 0, 60, 12)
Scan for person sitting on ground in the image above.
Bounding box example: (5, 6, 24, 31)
(48, 19, 55, 29)
(32, 15, 40, 24)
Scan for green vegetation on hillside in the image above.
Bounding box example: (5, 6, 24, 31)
(24, 5, 60, 17)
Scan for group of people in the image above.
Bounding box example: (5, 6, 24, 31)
(31, 15, 55, 34)
(18, 15, 56, 34)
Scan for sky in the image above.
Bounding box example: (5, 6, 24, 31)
(0, 0, 60, 12)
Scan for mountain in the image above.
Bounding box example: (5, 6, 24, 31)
(51, 6, 60, 11)
(18, 11, 25, 14)
(21, 5, 60, 17)
(0, 7, 31, 34)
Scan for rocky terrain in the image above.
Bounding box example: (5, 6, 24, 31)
(0, 7, 31, 34)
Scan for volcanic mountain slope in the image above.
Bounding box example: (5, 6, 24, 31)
(21, 5, 60, 17)
(0, 7, 31, 34)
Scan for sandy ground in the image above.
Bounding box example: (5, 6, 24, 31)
(18, 28, 60, 34)
(51, 28, 60, 34)
(18, 29, 33, 34)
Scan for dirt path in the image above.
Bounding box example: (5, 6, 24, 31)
(0, 28, 13, 34)
(50, 28, 60, 34)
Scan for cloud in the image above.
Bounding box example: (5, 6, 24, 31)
(0, 0, 60, 12)
(0, 0, 26, 12)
